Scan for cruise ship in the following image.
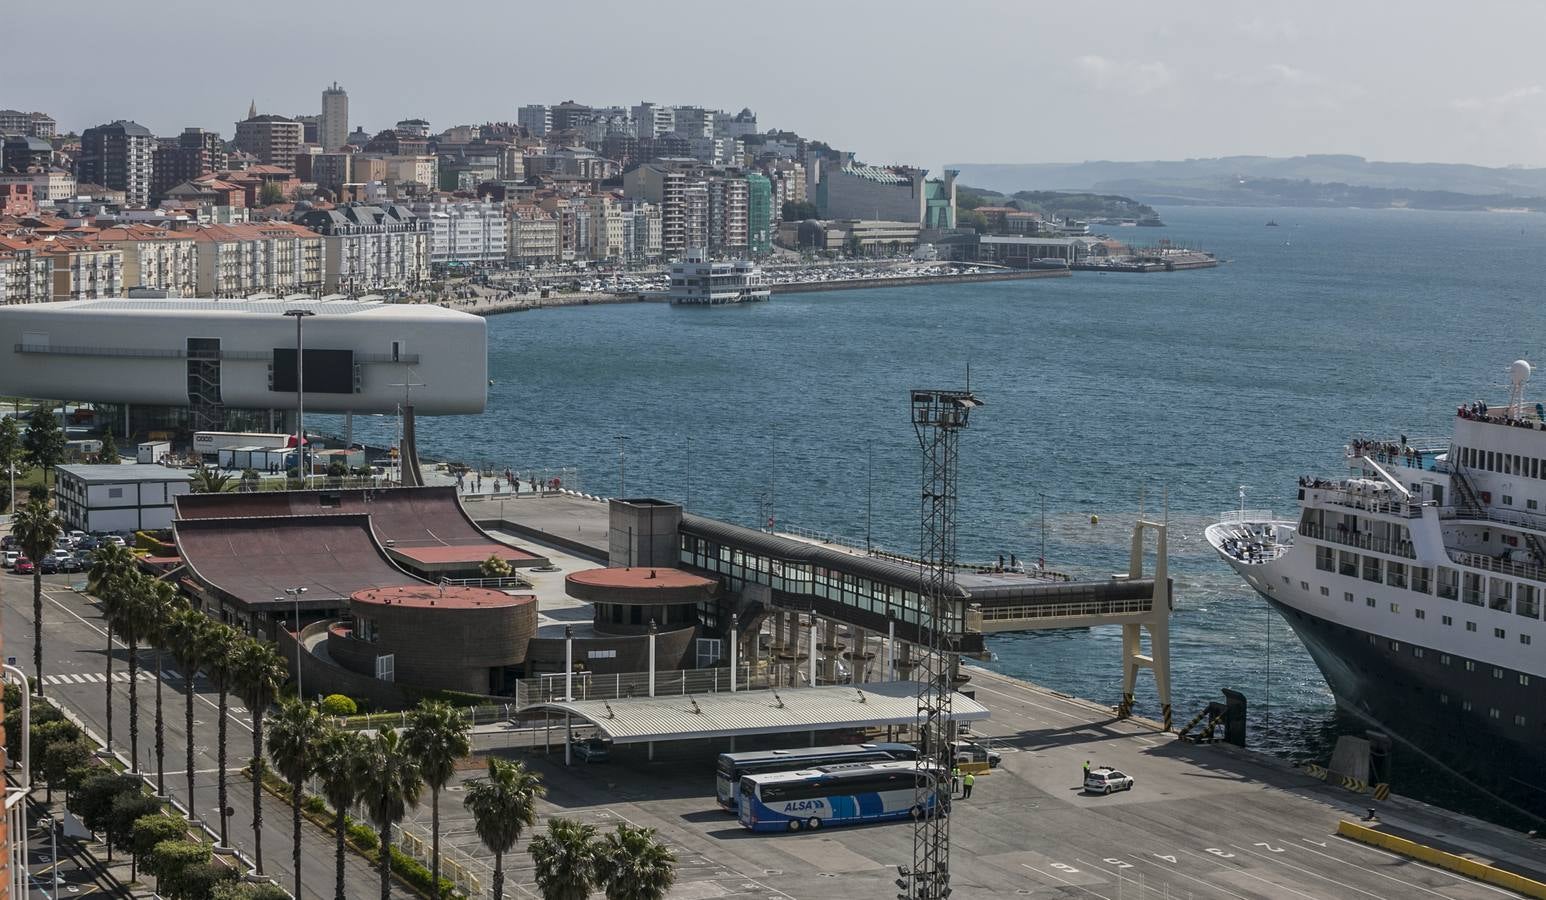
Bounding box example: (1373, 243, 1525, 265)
(1208, 361, 1546, 812)
(664, 251, 771, 305)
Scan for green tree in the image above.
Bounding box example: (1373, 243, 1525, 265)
(529, 818, 600, 900)
(212, 882, 291, 900)
(316, 726, 371, 900)
(38, 737, 93, 802)
(267, 699, 325, 900)
(13, 490, 60, 694)
(404, 700, 471, 899)
(33, 717, 85, 801)
(0, 414, 22, 512)
(109, 790, 163, 878)
(89, 542, 136, 754)
(132, 813, 187, 885)
(479, 555, 512, 578)
(70, 773, 141, 858)
(360, 728, 423, 900)
(99, 429, 119, 464)
(464, 757, 545, 900)
(23, 404, 66, 486)
(146, 840, 218, 900)
(598, 823, 677, 900)
(202, 623, 242, 847)
(164, 606, 211, 818)
(259, 181, 285, 206)
(232, 637, 287, 875)
(190, 466, 233, 493)
(143, 579, 184, 795)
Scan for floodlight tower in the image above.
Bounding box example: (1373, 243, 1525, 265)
(902, 387, 981, 900)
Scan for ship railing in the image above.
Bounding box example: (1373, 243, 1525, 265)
(1448, 549, 1546, 584)
(1299, 522, 1416, 559)
(1314, 488, 1429, 519)
(1216, 508, 1279, 524)
(1443, 504, 1546, 536)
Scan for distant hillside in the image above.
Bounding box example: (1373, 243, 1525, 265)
(958, 187, 1159, 222)
(951, 155, 1546, 210)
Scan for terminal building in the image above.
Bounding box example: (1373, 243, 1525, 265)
(0, 296, 485, 436)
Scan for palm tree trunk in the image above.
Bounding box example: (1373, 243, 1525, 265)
(334, 807, 347, 900)
(104, 622, 114, 751)
(32, 572, 43, 695)
(217, 686, 229, 846)
(154, 647, 165, 795)
(251, 708, 265, 873)
(493, 850, 504, 900)
(292, 780, 303, 900)
(431, 786, 441, 899)
(184, 673, 196, 825)
(127, 636, 139, 772)
(379, 823, 392, 900)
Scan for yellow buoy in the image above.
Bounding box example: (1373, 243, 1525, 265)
(1090, 514, 1099, 525)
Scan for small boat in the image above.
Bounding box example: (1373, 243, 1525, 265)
(1265, 220, 1280, 227)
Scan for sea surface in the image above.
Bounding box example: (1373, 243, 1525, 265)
(329, 205, 1546, 827)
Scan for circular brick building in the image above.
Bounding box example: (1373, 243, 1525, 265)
(327, 584, 536, 695)
(564, 566, 718, 633)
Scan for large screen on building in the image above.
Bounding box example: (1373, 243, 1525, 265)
(271, 348, 355, 394)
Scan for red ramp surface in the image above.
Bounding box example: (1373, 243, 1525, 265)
(175, 514, 421, 607)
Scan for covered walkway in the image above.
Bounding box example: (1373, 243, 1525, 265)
(516, 680, 988, 745)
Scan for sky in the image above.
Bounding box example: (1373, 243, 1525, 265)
(11, 0, 1546, 171)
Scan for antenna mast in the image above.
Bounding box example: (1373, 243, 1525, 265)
(902, 387, 982, 900)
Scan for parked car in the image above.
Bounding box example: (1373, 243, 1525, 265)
(38, 557, 61, 575)
(570, 737, 610, 763)
(14, 558, 35, 575)
(950, 741, 1003, 769)
(105, 535, 127, 548)
(76, 536, 100, 552)
(1, 535, 15, 550)
(2, 551, 16, 569)
(1084, 767, 1135, 795)
(59, 555, 86, 574)
(67, 530, 86, 545)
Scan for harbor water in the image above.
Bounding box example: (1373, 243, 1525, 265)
(328, 205, 1546, 827)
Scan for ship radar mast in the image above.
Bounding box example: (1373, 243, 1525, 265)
(1508, 359, 1532, 418)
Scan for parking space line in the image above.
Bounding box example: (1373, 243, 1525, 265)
(1020, 863, 1115, 899)
(1329, 835, 1521, 897)
(1121, 854, 1253, 900)
(1285, 835, 1505, 898)
(1228, 842, 1388, 899)
(1175, 847, 1327, 900)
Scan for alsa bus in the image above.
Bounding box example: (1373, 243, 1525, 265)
(715, 743, 918, 811)
(737, 761, 947, 833)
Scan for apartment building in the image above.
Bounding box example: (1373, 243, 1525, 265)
(190, 222, 324, 296)
(94, 225, 199, 296)
(507, 206, 561, 267)
(620, 200, 662, 262)
(294, 203, 430, 292)
(0, 241, 53, 304)
(47, 240, 124, 301)
(321, 83, 350, 150)
(746, 173, 773, 256)
(233, 114, 302, 167)
(78, 120, 155, 208)
(411, 199, 508, 266)
(584, 195, 624, 263)
(518, 105, 552, 136)
(708, 176, 748, 255)
(0, 169, 74, 205)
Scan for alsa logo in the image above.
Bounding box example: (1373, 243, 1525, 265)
(782, 800, 826, 812)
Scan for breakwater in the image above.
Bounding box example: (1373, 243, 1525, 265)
(770, 267, 1071, 294)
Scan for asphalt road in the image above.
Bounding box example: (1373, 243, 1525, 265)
(1, 568, 411, 900)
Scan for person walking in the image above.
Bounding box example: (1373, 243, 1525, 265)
(962, 771, 975, 800)
(1083, 760, 1091, 783)
(951, 766, 963, 798)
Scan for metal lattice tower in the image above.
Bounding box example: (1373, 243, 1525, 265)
(902, 388, 981, 900)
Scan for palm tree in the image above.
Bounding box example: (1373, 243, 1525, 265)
(112, 572, 154, 774)
(403, 701, 471, 899)
(87, 542, 136, 751)
(598, 824, 676, 900)
(267, 699, 325, 900)
(463, 758, 545, 900)
(13, 490, 60, 695)
(190, 466, 233, 494)
(232, 638, 287, 875)
(202, 623, 241, 847)
(164, 606, 211, 819)
(529, 818, 599, 900)
(316, 727, 371, 900)
(360, 728, 423, 900)
(142, 579, 184, 795)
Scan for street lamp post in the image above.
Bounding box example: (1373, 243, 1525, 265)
(278, 587, 308, 701)
(283, 308, 315, 487)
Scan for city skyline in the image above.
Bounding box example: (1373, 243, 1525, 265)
(8, 0, 1546, 171)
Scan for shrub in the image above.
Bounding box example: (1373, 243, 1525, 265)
(387, 844, 457, 898)
(319, 693, 357, 717)
(109, 791, 163, 856)
(346, 820, 379, 851)
(479, 554, 513, 578)
(69, 774, 141, 837)
(145, 839, 213, 900)
(212, 882, 290, 900)
(303, 794, 328, 816)
(132, 814, 187, 871)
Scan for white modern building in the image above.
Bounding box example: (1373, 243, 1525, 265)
(518, 105, 552, 136)
(410, 199, 508, 267)
(55, 463, 192, 533)
(665, 252, 769, 305)
(294, 204, 431, 293)
(0, 297, 487, 434)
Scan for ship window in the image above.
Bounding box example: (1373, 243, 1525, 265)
(1389, 602, 1399, 613)
(1463, 700, 1473, 711)
(1495, 628, 1506, 639)
(1282, 576, 1290, 585)
(1366, 597, 1377, 608)
(1387, 562, 1407, 589)
(1440, 693, 1449, 704)
(1516, 714, 1527, 726)
(1465, 659, 1475, 671)
(1413, 647, 1423, 658)
(1320, 586, 1330, 596)
(1530, 499, 1539, 510)
(1437, 567, 1458, 600)
(1487, 451, 1495, 471)
(1442, 654, 1451, 664)
(1524, 635, 1534, 646)
(1442, 615, 1453, 626)
(1339, 551, 1358, 577)
(1503, 494, 1514, 506)
(1490, 708, 1501, 719)
(1534, 459, 1540, 479)
(1522, 674, 1532, 685)
(1345, 592, 1355, 603)
(1415, 608, 1426, 619)
(1300, 581, 1309, 591)
(1412, 567, 1431, 594)
(1316, 546, 1335, 572)
(1389, 640, 1400, 651)
(1494, 667, 1504, 678)
(1519, 584, 1539, 619)
(1363, 556, 1382, 583)
(1368, 634, 1377, 645)
(1466, 621, 1477, 632)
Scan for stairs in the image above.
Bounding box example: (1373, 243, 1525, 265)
(1450, 465, 1484, 516)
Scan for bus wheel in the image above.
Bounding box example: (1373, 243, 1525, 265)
(807, 817, 821, 830)
(787, 820, 801, 832)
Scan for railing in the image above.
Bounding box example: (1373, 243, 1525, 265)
(780, 521, 1072, 581)
(14, 343, 418, 364)
(969, 597, 1153, 627)
(1216, 508, 1278, 524)
(438, 575, 531, 589)
(1445, 502, 1546, 536)
(1449, 549, 1546, 585)
(1314, 488, 1429, 519)
(1299, 523, 1416, 559)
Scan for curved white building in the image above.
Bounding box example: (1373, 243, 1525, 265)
(0, 296, 485, 432)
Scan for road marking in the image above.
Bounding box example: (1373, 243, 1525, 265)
(1175, 847, 1326, 900)
(1329, 835, 1521, 897)
(1126, 854, 1253, 900)
(1020, 863, 1114, 900)
(1286, 835, 1504, 898)
(1229, 842, 1386, 900)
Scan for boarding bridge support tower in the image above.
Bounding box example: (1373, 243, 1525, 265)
(1117, 517, 1173, 729)
(902, 387, 981, 900)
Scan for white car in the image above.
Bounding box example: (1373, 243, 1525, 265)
(1084, 767, 1135, 795)
(2, 551, 17, 569)
(105, 535, 127, 548)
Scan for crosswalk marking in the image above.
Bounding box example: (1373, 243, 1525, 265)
(41, 671, 178, 686)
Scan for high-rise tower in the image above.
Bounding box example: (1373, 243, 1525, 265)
(320, 82, 349, 151)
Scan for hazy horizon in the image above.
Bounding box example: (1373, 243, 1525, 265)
(11, 0, 1546, 173)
